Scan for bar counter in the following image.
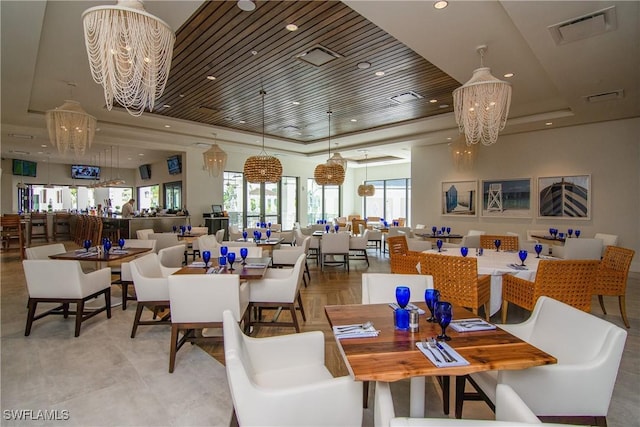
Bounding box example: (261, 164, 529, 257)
(69, 215, 190, 239)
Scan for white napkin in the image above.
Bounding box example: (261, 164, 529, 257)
(245, 263, 267, 268)
(189, 261, 208, 267)
(333, 324, 379, 339)
(507, 263, 529, 270)
(111, 249, 129, 254)
(388, 303, 426, 315)
(450, 318, 497, 332)
(416, 341, 469, 367)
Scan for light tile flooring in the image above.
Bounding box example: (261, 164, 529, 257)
(1, 244, 639, 426)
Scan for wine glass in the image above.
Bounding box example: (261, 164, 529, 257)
(267, 222, 272, 229)
(256, 231, 262, 241)
(83, 239, 92, 252)
(558, 232, 565, 240)
(172, 225, 177, 233)
(103, 239, 112, 255)
(441, 226, 446, 235)
(396, 286, 410, 309)
(424, 289, 440, 322)
(436, 239, 443, 252)
(118, 238, 125, 250)
(432, 226, 437, 236)
(534, 244, 543, 258)
(202, 250, 211, 268)
(220, 246, 228, 257)
(266, 228, 272, 239)
(434, 301, 453, 341)
(567, 228, 573, 238)
(187, 225, 192, 234)
(325, 224, 330, 233)
(334, 224, 339, 233)
(218, 256, 227, 270)
(575, 230, 581, 238)
(242, 230, 248, 241)
(446, 227, 451, 235)
(240, 247, 248, 265)
(494, 239, 501, 252)
(548, 227, 554, 237)
(518, 250, 528, 266)
(227, 252, 236, 270)
(460, 246, 469, 257)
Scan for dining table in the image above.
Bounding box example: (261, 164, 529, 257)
(173, 257, 271, 280)
(423, 249, 547, 316)
(324, 302, 556, 418)
(415, 232, 464, 243)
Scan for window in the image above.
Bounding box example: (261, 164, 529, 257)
(307, 178, 341, 224)
(108, 187, 133, 212)
(224, 172, 244, 231)
(364, 178, 411, 224)
(164, 181, 182, 210)
(138, 185, 159, 211)
(280, 176, 298, 230)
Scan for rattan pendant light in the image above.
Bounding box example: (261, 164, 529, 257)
(243, 90, 282, 183)
(357, 153, 375, 197)
(314, 111, 345, 186)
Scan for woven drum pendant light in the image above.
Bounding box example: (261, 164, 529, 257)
(243, 90, 282, 183)
(357, 153, 375, 197)
(314, 111, 345, 186)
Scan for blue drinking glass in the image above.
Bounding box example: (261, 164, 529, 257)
(334, 224, 339, 232)
(261, 222, 266, 228)
(218, 256, 227, 268)
(118, 238, 125, 250)
(383, 220, 388, 228)
(266, 229, 272, 239)
(567, 228, 573, 238)
(424, 289, 440, 322)
(257, 231, 262, 241)
(240, 247, 248, 265)
(534, 244, 543, 258)
(267, 222, 272, 228)
(460, 246, 469, 257)
(395, 286, 410, 309)
(558, 232, 565, 240)
(103, 239, 112, 254)
(395, 308, 410, 331)
(494, 239, 501, 252)
(518, 250, 528, 266)
(227, 252, 236, 270)
(325, 224, 330, 233)
(436, 239, 443, 252)
(172, 225, 177, 233)
(242, 230, 248, 240)
(257, 222, 261, 227)
(432, 226, 437, 236)
(187, 225, 192, 233)
(435, 301, 453, 341)
(441, 226, 446, 235)
(548, 227, 554, 237)
(202, 250, 211, 267)
(220, 246, 228, 257)
(83, 239, 92, 252)
(446, 227, 451, 235)
(575, 230, 581, 238)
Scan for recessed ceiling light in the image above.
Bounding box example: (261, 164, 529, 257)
(504, 72, 515, 78)
(138, 153, 144, 156)
(37, 151, 43, 154)
(251, 50, 258, 56)
(545, 122, 553, 126)
(434, 1, 448, 10)
(238, 120, 246, 124)
(447, 137, 452, 141)
(164, 124, 171, 128)
(285, 23, 298, 31)
(292, 101, 300, 105)
(179, 94, 185, 97)
(429, 99, 438, 103)
(357, 62, 371, 69)
(127, 157, 132, 160)
(350, 119, 357, 122)
(41, 144, 47, 147)
(206, 75, 216, 80)
(375, 71, 385, 77)
(163, 104, 171, 108)
(237, 0, 256, 12)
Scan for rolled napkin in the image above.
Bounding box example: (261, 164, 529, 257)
(189, 261, 207, 267)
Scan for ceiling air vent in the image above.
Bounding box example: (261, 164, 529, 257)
(296, 45, 342, 67)
(584, 89, 624, 103)
(198, 106, 219, 115)
(389, 91, 423, 104)
(548, 6, 617, 45)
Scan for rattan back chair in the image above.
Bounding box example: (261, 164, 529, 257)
(501, 259, 599, 323)
(386, 235, 409, 256)
(351, 219, 367, 236)
(593, 246, 635, 328)
(421, 253, 490, 321)
(480, 234, 519, 252)
(387, 235, 424, 274)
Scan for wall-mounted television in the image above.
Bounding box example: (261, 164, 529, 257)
(71, 165, 100, 180)
(139, 164, 151, 180)
(167, 155, 182, 175)
(12, 159, 37, 177)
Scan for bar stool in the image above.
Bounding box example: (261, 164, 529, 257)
(1, 215, 26, 259)
(29, 213, 49, 245)
(53, 212, 72, 241)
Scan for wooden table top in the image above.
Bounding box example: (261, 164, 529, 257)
(173, 257, 271, 280)
(49, 247, 152, 262)
(324, 303, 556, 382)
(414, 233, 464, 239)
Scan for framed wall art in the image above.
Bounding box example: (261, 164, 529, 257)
(441, 180, 477, 216)
(481, 178, 532, 218)
(538, 175, 590, 219)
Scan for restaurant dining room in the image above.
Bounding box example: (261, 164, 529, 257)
(1, 0, 639, 426)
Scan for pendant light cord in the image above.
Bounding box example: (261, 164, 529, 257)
(327, 111, 332, 159)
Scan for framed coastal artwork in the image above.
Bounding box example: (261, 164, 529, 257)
(481, 178, 532, 218)
(538, 175, 591, 219)
(441, 180, 477, 216)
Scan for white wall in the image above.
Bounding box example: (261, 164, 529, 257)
(412, 117, 640, 271)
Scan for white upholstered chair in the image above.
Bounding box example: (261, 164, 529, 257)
(167, 274, 248, 373)
(25, 243, 66, 259)
(112, 239, 156, 310)
(272, 237, 310, 286)
(320, 232, 350, 272)
(296, 227, 319, 263)
(23, 260, 112, 337)
(248, 253, 306, 332)
(158, 244, 187, 268)
(362, 273, 433, 305)
(129, 253, 180, 338)
(551, 237, 603, 260)
(148, 233, 184, 253)
(456, 296, 627, 426)
(197, 234, 221, 257)
(215, 228, 225, 243)
(349, 229, 370, 267)
(367, 228, 383, 253)
(136, 228, 154, 240)
(222, 310, 363, 427)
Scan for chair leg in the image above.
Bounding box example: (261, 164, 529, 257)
(501, 301, 509, 324)
(364, 251, 369, 266)
(169, 324, 179, 373)
(297, 293, 306, 321)
(455, 376, 466, 419)
(598, 294, 607, 314)
(363, 381, 369, 408)
(121, 283, 129, 310)
(75, 300, 85, 337)
(25, 299, 37, 336)
(290, 304, 300, 333)
(619, 295, 630, 328)
(131, 304, 144, 338)
(105, 287, 112, 318)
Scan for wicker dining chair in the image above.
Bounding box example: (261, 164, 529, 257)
(387, 235, 424, 274)
(593, 246, 635, 328)
(501, 259, 599, 323)
(480, 234, 519, 252)
(421, 253, 491, 321)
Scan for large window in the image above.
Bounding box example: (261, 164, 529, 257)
(138, 185, 159, 211)
(364, 178, 411, 224)
(307, 179, 341, 224)
(280, 176, 298, 230)
(164, 181, 182, 210)
(224, 172, 244, 231)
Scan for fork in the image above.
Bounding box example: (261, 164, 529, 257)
(428, 338, 453, 363)
(422, 338, 442, 363)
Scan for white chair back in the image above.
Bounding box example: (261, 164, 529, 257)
(362, 273, 433, 304)
(215, 228, 226, 243)
(136, 228, 154, 240)
(25, 243, 66, 260)
(225, 246, 263, 259)
(321, 232, 350, 254)
(158, 244, 186, 268)
(130, 253, 172, 302)
(148, 233, 184, 253)
(553, 238, 603, 260)
(197, 234, 221, 256)
(23, 260, 110, 298)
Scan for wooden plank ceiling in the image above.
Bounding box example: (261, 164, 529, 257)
(155, 0, 460, 144)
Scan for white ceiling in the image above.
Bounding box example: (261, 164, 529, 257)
(1, 1, 638, 169)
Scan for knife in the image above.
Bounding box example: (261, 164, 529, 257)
(436, 342, 457, 362)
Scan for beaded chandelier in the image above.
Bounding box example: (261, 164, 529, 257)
(45, 99, 97, 157)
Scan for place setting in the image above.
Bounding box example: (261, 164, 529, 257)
(332, 321, 379, 339)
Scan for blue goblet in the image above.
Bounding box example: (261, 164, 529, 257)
(558, 232, 565, 240)
(256, 231, 262, 241)
(460, 246, 469, 257)
(432, 226, 437, 236)
(256, 222, 261, 227)
(266, 229, 272, 239)
(103, 239, 112, 255)
(424, 289, 440, 322)
(518, 250, 528, 266)
(395, 286, 410, 309)
(446, 227, 451, 235)
(436, 239, 443, 252)
(383, 220, 388, 228)
(218, 256, 227, 269)
(435, 301, 453, 341)
(534, 244, 543, 258)
(494, 239, 501, 252)
(187, 225, 192, 233)
(118, 238, 125, 250)
(220, 246, 228, 257)
(172, 225, 177, 233)
(242, 230, 248, 240)
(575, 230, 581, 238)
(325, 224, 330, 233)
(261, 222, 266, 228)
(334, 224, 339, 233)
(83, 239, 92, 252)
(567, 228, 573, 238)
(267, 222, 272, 229)
(202, 250, 211, 268)
(227, 252, 236, 270)
(240, 247, 248, 265)
(548, 227, 554, 237)
(441, 226, 446, 235)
